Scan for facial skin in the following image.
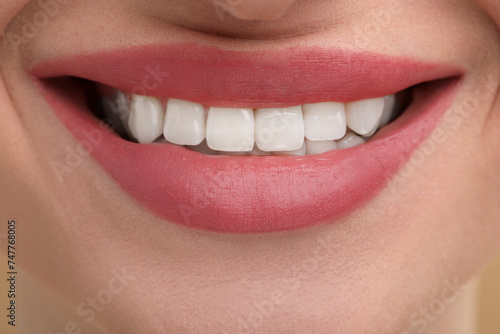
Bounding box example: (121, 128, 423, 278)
(1, 0, 500, 333)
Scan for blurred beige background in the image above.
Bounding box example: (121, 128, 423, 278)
(0, 253, 499, 333)
(477, 255, 500, 333)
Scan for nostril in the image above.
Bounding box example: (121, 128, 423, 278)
(219, 0, 297, 21)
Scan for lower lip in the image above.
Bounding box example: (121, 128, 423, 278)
(40, 78, 459, 233)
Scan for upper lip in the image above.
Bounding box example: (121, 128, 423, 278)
(30, 43, 462, 108)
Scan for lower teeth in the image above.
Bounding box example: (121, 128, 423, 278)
(88, 84, 409, 157)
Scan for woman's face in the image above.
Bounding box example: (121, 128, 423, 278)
(1, 0, 500, 333)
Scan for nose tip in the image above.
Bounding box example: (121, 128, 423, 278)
(218, 0, 297, 21)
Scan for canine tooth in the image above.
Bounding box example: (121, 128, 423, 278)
(206, 107, 255, 152)
(303, 102, 346, 141)
(128, 95, 165, 144)
(164, 99, 206, 146)
(363, 127, 378, 138)
(346, 97, 385, 136)
(305, 140, 337, 155)
(273, 143, 307, 156)
(337, 133, 366, 149)
(379, 95, 397, 127)
(255, 106, 304, 152)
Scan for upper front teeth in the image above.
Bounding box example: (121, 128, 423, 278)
(109, 92, 398, 155)
(303, 102, 346, 141)
(255, 106, 305, 152)
(206, 107, 255, 152)
(164, 99, 206, 146)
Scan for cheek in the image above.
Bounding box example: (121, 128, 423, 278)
(335, 76, 500, 323)
(389, 109, 500, 279)
(0, 0, 31, 31)
(475, 1, 500, 28)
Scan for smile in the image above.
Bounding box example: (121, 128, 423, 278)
(31, 44, 463, 233)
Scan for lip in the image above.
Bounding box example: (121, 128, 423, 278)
(32, 44, 462, 233)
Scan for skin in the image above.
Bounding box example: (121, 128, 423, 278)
(1, 0, 500, 333)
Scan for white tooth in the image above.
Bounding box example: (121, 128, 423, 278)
(362, 95, 396, 138)
(128, 95, 165, 144)
(206, 107, 255, 152)
(255, 106, 304, 152)
(116, 92, 134, 137)
(273, 143, 307, 156)
(303, 102, 346, 141)
(164, 99, 206, 146)
(305, 140, 337, 155)
(379, 95, 396, 127)
(346, 97, 385, 136)
(337, 133, 366, 149)
(187, 140, 218, 155)
(363, 127, 377, 138)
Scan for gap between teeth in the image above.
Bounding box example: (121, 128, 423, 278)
(103, 91, 397, 156)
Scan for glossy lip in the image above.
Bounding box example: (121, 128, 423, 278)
(32, 43, 461, 107)
(32, 44, 462, 233)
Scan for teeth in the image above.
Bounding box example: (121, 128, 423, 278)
(164, 99, 206, 146)
(345, 97, 385, 137)
(128, 95, 165, 144)
(206, 107, 255, 152)
(303, 102, 346, 141)
(108, 90, 400, 155)
(379, 95, 396, 127)
(305, 140, 337, 155)
(337, 133, 366, 149)
(255, 106, 304, 152)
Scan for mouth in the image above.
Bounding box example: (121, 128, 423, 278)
(31, 44, 463, 233)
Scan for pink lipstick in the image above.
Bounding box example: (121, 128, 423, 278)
(32, 44, 462, 233)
